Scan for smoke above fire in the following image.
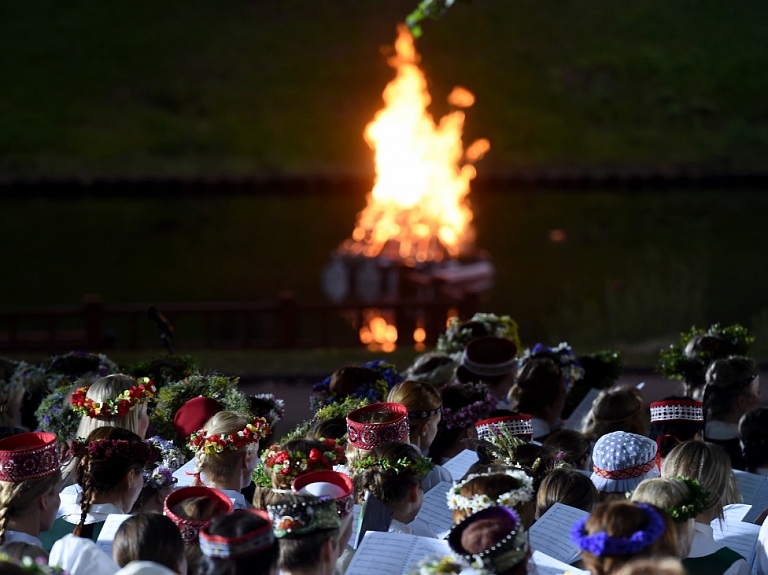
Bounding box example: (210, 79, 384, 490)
(342, 26, 489, 264)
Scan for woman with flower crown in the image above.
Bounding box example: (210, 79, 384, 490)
(570, 500, 678, 575)
(188, 411, 269, 510)
(40, 426, 157, 551)
(61, 374, 156, 488)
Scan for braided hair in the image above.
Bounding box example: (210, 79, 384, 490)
(0, 471, 60, 544)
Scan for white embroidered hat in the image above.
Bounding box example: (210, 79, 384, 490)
(649, 400, 703, 423)
(590, 431, 659, 493)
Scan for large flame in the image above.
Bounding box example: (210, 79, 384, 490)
(346, 26, 489, 264)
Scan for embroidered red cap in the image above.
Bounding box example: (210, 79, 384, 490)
(164, 485, 234, 545)
(0, 432, 59, 482)
(346, 402, 409, 451)
(649, 400, 703, 423)
(292, 470, 354, 519)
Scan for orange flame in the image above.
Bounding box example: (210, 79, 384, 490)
(347, 26, 489, 264)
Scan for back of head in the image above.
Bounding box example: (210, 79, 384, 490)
(613, 557, 686, 575)
(661, 441, 732, 517)
(703, 356, 757, 420)
(509, 357, 563, 415)
(575, 501, 677, 575)
(194, 411, 252, 480)
(452, 468, 535, 528)
(387, 380, 441, 422)
(113, 513, 185, 572)
(201, 511, 278, 575)
(581, 386, 646, 441)
(263, 438, 345, 489)
(542, 429, 591, 469)
(351, 442, 430, 508)
(74, 374, 145, 438)
(739, 406, 768, 472)
(536, 468, 597, 519)
(648, 396, 703, 460)
(431, 382, 494, 462)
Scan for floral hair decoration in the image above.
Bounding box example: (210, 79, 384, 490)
(71, 437, 159, 463)
(262, 438, 346, 479)
(250, 393, 285, 431)
(352, 454, 434, 477)
(440, 382, 496, 430)
(666, 476, 710, 522)
(436, 313, 522, 357)
(310, 359, 402, 411)
(267, 496, 339, 538)
(570, 503, 665, 557)
(144, 435, 185, 490)
(446, 469, 534, 513)
(70, 376, 156, 418)
(189, 417, 270, 455)
(519, 342, 585, 392)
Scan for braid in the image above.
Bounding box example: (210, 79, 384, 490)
(0, 483, 13, 545)
(74, 458, 94, 537)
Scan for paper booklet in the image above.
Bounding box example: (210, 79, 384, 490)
(96, 513, 131, 555)
(711, 517, 760, 568)
(353, 492, 392, 549)
(528, 503, 588, 565)
(173, 458, 198, 487)
(563, 388, 600, 431)
(345, 531, 450, 575)
(532, 550, 589, 575)
(442, 449, 478, 481)
(415, 481, 454, 539)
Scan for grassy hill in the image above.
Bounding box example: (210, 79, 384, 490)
(2, 1, 768, 176)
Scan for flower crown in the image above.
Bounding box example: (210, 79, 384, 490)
(0, 554, 68, 575)
(570, 503, 665, 557)
(666, 476, 710, 522)
(71, 437, 159, 463)
(352, 454, 434, 477)
(440, 382, 496, 430)
(436, 313, 522, 357)
(144, 435, 185, 490)
(447, 469, 534, 513)
(310, 359, 402, 411)
(251, 393, 285, 430)
(519, 342, 584, 391)
(262, 438, 346, 479)
(70, 377, 156, 418)
(189, 418, 270, 455)
(657, 323, 753, 382)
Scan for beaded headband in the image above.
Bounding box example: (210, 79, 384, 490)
(0, 432, 60, 482)
(200, 510, 275, 559)
(267, 496, 339, 538)
(440, 382, 496, 431)
(188, 417, 270, 454)
(475, 415, 533, 441)
(570, 504, 665, 557)
(408, 406, 442, 420)
(262, 438, 346, 480)
(649, 400, 704, 423)
(164, 486, 234, 545)
(70, 377, 156, 418)
(292, 470, 355, 519)
(448, 506, 529, 573)
(346, 402, 409, 450)
(446, 469, 534, 513)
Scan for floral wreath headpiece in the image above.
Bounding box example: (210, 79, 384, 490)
(71, 437, 159, 463)
(436, 313, 522, 357)
(519, 342, 585, 391)
(666, 476, 710, 522)
(250, 393, 285, 431)
(352, 454, 434, 477)
(70, 377, 156, 418)
(262, 438, 346, 479)
(0, 553, 68, 575)
(144, 435, 185, 490)
(267, 495, 340, 539)
(570, 503, 665, 557)
(440, 382, 496, 431)
(310, 359, 402, 411)
(446, 469, 534, 513)
(189, 417, 270, 455)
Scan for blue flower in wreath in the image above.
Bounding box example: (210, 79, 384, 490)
(310, 360, 403, 412)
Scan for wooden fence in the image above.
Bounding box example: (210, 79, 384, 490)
(0, 293, 479, 353)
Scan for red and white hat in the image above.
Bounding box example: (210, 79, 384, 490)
(292, 470, 354, 519)
(475, 415, 533, 442)
(346, 402, 409, 451)
(164, 486, 233, 545)
(0, 432, 59, 482)
(650, 400, 703, 423)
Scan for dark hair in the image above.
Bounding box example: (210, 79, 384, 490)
(329, 367, 379, 398)
(535, 468, 597, 519)
(648, 396, 703, 459)
(351, 442, 425, 509)
(703, 356, 757, 421)
(202, 512, 279, 575)
(307, 418, 347, 441)
(477, 441, 558, 492)
(454, 471, 535, 529)
(683, 334, 740, 391)
(739, 406, 768, 472)
(273, 494, 339, 573)
(543, 429, 591, 469)
(74, 427, 152, 537)
(113, 513, 185, 571)
(430, 384, 492, 463)
(509, 357, 564, 416)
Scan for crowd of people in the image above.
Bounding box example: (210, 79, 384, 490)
(0, 315, 765, 575)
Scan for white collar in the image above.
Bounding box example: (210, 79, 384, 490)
(705, 420, 739, 440)
(4, 530, 42, 547)
(218, 488, 248, 510)
(61, 502, 125, 524)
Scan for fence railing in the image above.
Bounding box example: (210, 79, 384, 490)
(0, 293, 479, 353)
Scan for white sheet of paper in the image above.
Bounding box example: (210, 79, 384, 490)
(531, 550, 589, 575)
(441, 450, 478, 481)
(95, 513, 131, 556)
(173, 458, 198, 487)
(345, 531, 450, 575)
(415, 481, 454, 539)
(349, 504, 362, 549)
(563, 388, 600, 431)
(529, 503, 588, 565)
(734, 470, 768, 505)
(711, 517, 760, 567)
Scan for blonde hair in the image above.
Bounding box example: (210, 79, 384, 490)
(581, 386, 647, 442)
(613, 557, 686, 575)
(0, 472, 61, 544)
(387, 380, 441, 439)
(194, 411, 253, 483)
(661, 441, 739, 520)
(630, 478, 696, 556)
